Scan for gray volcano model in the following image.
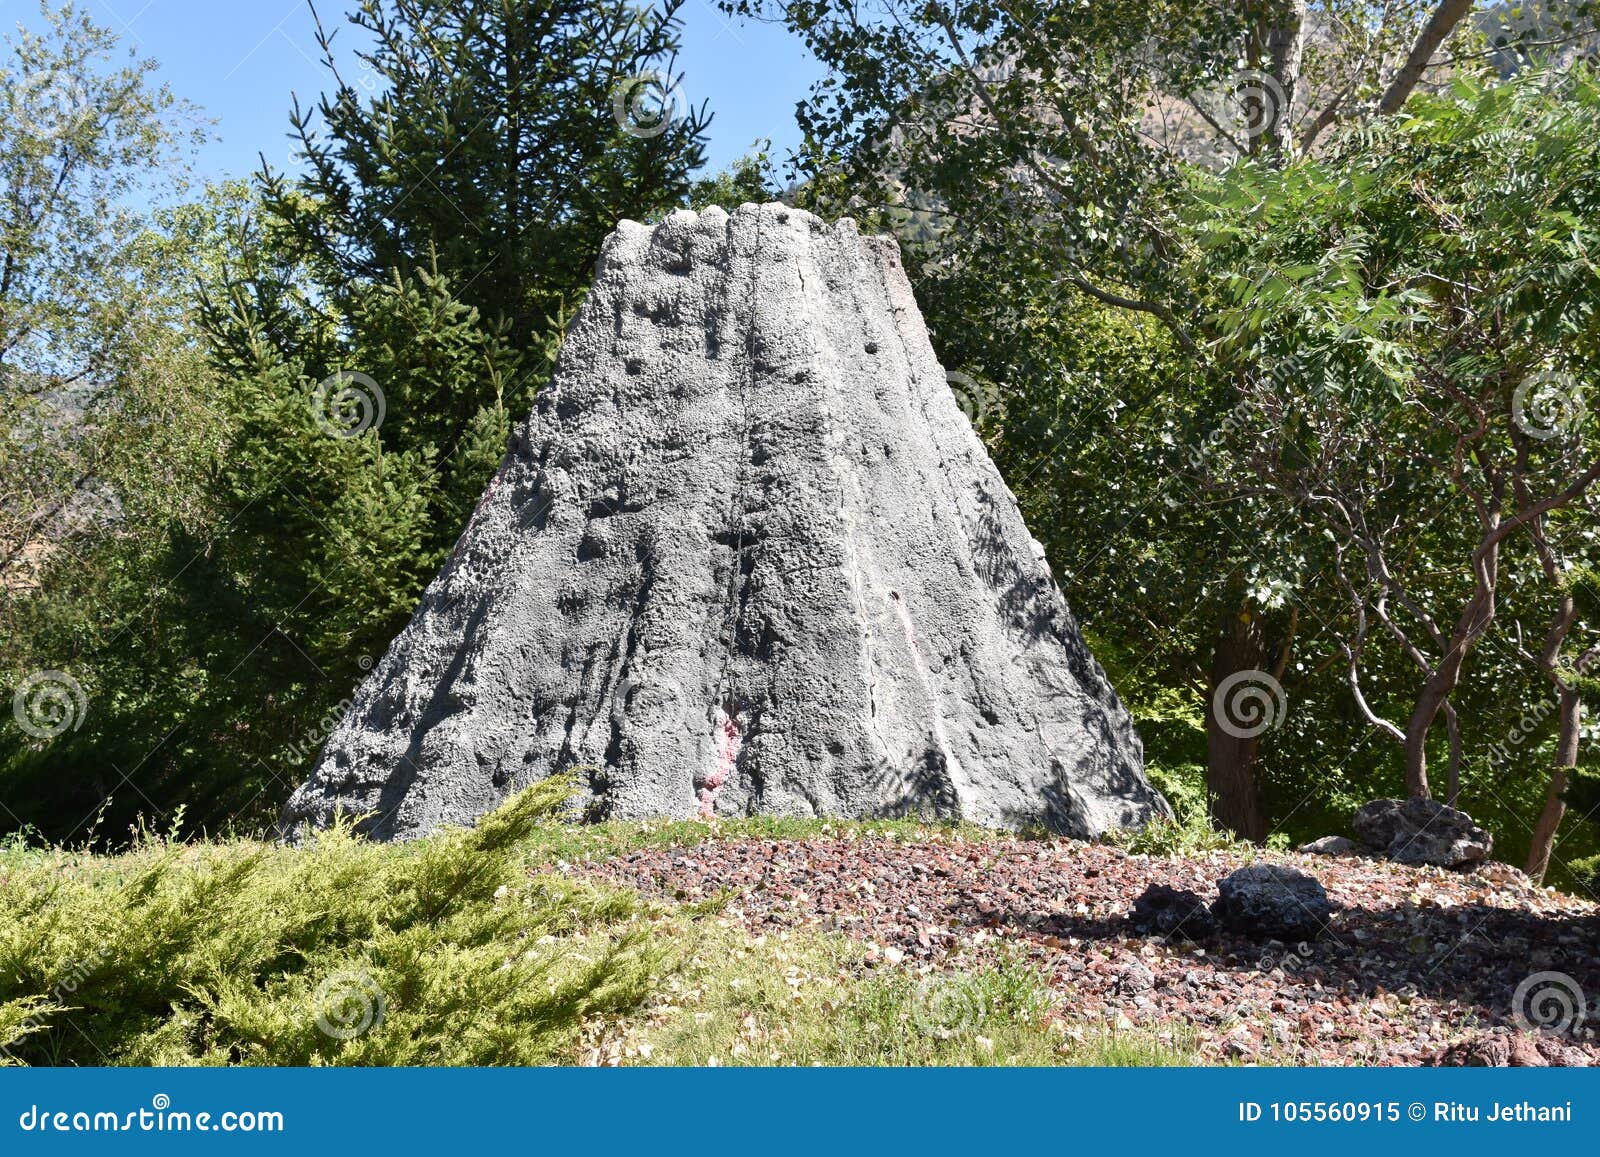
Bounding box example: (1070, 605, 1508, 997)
(281, 203, 1170, 842)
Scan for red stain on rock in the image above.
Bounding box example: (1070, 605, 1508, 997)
(699, 709, 742, 818)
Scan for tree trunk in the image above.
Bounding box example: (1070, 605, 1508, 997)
(1206, 605, 1268, 840)
(1256, 0, 1307, 158)
(1401, 687, 1439, 800)
(1505, 496, 1592, 881)
(1443, 700, 1462, 805)
(1402, 538, 1501, 798)
(1526, 685, 1578, 880)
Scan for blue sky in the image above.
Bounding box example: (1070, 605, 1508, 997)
(8, 0, 822, 185)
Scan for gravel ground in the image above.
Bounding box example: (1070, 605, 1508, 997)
(573, 832, 1600, 1066)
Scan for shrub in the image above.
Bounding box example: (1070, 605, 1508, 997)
(0, 780, 664, 1065)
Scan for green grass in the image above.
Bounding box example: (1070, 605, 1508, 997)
(603, 915, 1198, 1067)
(0, 784, 1196, 1067)
(1104, 812, 1252, 858)
(515, 812, 998, 867)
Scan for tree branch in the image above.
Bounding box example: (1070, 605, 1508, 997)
(1375, 0, 1474, 116)
(930, 10, 1202, 356)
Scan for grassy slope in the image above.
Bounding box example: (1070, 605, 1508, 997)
(0, 788, 1196, 1067)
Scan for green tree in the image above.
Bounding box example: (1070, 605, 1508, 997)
(262, 0, 711, 351)
(0, 0, 204, 591)
(730, 0, 1599, 848)
(685, 144, 780, 211)
(1188, 70, 1600, 873)
(0, 0, 719, 842)
(0, 5, 234, 840)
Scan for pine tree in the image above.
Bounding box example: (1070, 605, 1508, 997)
(261, 0, 710, 351)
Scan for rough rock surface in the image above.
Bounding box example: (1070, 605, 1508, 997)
(578, 834, 1600, 1065)
(281, 203, 1169, 841)
(1299, 835, 1362, 857)
(1211, 864, 1332, 941)
(1429, 1030, 1591, 1067)
(1127, 883, 1217, 940)
(1353, 798, 1492, 869)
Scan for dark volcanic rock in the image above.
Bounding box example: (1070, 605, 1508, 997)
(1299, 835, 1361, 857)
(1114, 957, 1157, 994)
(1211, 865, 1332, 941)
(280, 203, 1170, 842)
(1128, 883, 1217, 940)
(1353, 798, 1491, 869)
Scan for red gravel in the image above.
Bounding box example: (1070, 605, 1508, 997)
(572, 833, 1600, 1066)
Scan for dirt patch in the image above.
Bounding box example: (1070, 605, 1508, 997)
(573, 833, 1600, 1065)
